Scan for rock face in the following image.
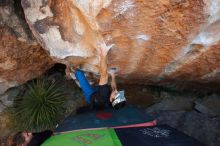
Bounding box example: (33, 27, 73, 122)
(0, 0, 54, 94)
(145, 92, 220, 145)
(150, 110, 220, 146)
(146, 94, 196, 112)
(20, 0, 220, 90)
(195, 94, 220, 117)
(0, 26, 54, 94)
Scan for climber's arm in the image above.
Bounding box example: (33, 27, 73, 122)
(99, 53, 108, 85)
(110, 73, 117, 91)
(97, 43, 114, 85)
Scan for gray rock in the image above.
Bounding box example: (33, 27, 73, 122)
(48, 73, 84, 117)
(149, 110, 220, 146)
(0, 81, 13, 95)
(0, 87, 20, 107)
(160, 92, 171, 99)
(0, 102, 6, 114)
(63, 80, 84, 116)
(195, 94, 220, 117)
(141, 88, 147, 93)
(146, 94, 196, 112)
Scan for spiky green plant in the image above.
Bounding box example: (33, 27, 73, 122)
(13, 79, 65, 132)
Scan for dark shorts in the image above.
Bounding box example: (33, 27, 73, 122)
(75, 69, 111, 105)
(92, 84, 112, 107)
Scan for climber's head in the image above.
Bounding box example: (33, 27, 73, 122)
(110, 90, 126, 110)
(12, 131, 33, 146)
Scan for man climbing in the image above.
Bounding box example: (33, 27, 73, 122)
(68, 47, 126, 110)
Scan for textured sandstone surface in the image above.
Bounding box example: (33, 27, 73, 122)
(0, 26, 54, 94)
(0, 0, 54, 94)
(20, 0, 220, 90)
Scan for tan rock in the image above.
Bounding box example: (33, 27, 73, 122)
(0, 26, 54, 94)
(20, 0, 220, 90)
(0, 0, 54, 94)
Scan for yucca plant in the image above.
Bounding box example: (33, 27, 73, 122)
(13, 79, 66, 132)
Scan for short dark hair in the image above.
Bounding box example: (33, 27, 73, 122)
(13, 132, 25, 146)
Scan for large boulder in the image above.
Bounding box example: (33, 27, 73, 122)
(0, 26, 54, 94)
(146, 94, 196, 112)
(20, 0, 220, 90)
(0, 0, 54, 94)
(149, 110, 220, 146)
(195, 94, 220, 117)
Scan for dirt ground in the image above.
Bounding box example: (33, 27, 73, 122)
(117, 84, 156, 108)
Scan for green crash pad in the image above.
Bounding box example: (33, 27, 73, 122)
(41, 128, 122, 146)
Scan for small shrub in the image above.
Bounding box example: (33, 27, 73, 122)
(13, 79, 65, 132)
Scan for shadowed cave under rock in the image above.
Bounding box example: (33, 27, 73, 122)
(1, 63, 220, 146)
(0, 0, 220, 146)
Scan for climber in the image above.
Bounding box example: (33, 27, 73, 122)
(67, 47, 126, 110)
